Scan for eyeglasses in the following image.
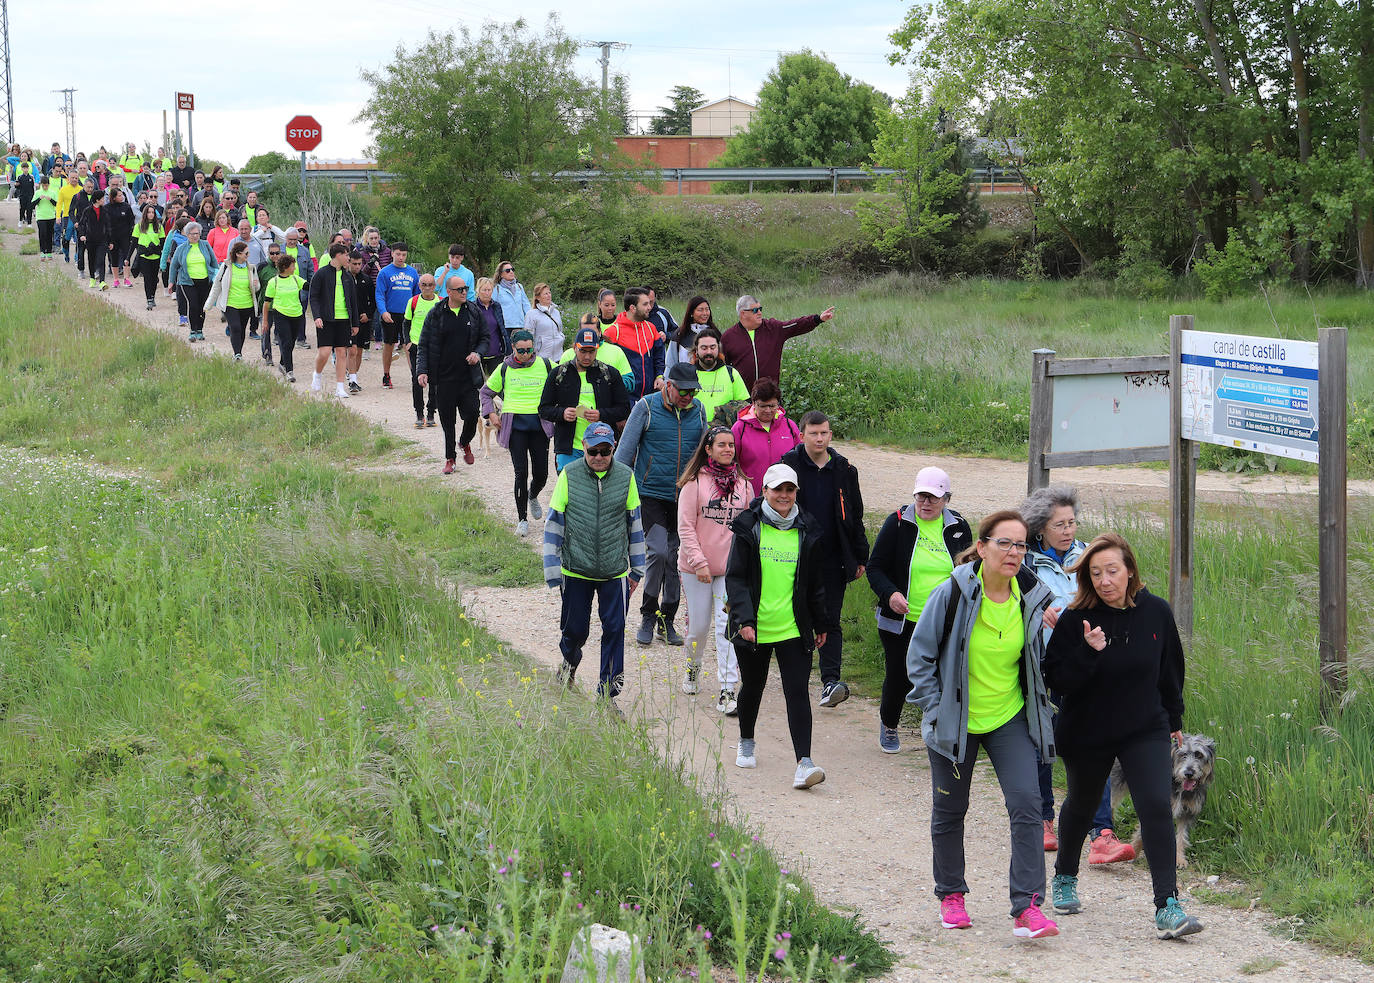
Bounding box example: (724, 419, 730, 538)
(983, 537, 1030, 554)
(753, 402, 779, 412)
(454, 287, 469, 293)
(584, 445, 613, 457)
(514, 346, 534, 354)
(1047, 518, 1078, 532)
(745, 306, 763, 315)
(915, 492, 945, 504)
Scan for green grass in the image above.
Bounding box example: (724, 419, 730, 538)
(0, 253, 890, 981)
(660, 274, 1374, 476)
(834, 499, 1374, 961)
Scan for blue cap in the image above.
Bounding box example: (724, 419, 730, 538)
(583, 422, 615, 448)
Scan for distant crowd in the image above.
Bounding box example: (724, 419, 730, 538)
(9, 136, 1206, 947)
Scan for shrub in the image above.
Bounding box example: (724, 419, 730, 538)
(1195, 237, 1262, 300)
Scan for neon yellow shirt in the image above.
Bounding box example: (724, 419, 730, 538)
(694, 363, 749, 421)
(406, 294, 442, 344)
(487, 357, 550, 415)
(266, 273, 304, 318)
(227, 265, 253, 308)
(965, 567, 1025, 734)
(333, 272, 345, 319)
(185, 245, 208, 280)
(907, 514, 953, 622)
(574, 369, 597, 446)
(559, 343, 633, 391)
(756, 523, 801, 644)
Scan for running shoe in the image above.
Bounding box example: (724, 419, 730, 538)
(442, 458, 455, 475)
(682, 664, 699, 694)
(818, 680, 850, 707)
(717, 689, 737, 715)
(1155, 897, 1203, 939)
(88, 278, 96, 288)
(555, 659, 577, 688)
(1088, 830, 1136, 865)
(277, 364, 288, 380)
(382, 374, 393, 389)
(100, 282, 109, 291)
(233, 353, 243, 362)
(426, 415, 436, 428)
(299, 339, 311, 349)
(529, 497, 543, 520)
(348, 380, 361, 394)
(793, 758, 825, 789)
(1011, 898, 1059, 939)
(110, 279, 118, 287)
(287, 371, 296, 384)
(940, 893, 972, 930)
(1043, 820, 1059, 852)
(179, 315, 188, 326)
(414, 418, 425, 429)
(146, 300, 154, 310)
(658, 616, 684, 646)
(1051, 874, 1081, 914)
(516, 520, 528, 537)
(879, 723, 900, 754)
(735, 738, 756, 769)
(461, 444, 474, 465)
(123, 279, 132, 287)
(249, 331, 259, 340)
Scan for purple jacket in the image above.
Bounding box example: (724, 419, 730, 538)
(731, 407, 802, 498)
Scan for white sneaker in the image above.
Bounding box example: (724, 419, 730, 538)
(529, 496, 543, 520)
(717, 689, 738, 715)
(793, 758, 825, 789)
(516, 520, 528, 537)
(336, 384, 349, 399)
(735, 738, 756, 769)
(310, 373, 322, 392)
(682, 664, 699, 695)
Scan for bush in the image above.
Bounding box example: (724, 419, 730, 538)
(1195, 237, 1262, 300)
(522, 206, 747, 302)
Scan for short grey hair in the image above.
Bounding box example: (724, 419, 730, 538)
(183, 221, 202, 234)
(1019, 483, 1079, 540)
(736, 294, 760, 314)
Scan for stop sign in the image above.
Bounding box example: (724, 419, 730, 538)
(285, 115, 322, 152)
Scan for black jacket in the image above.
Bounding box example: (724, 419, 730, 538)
(866, 504, 972, 624)
(354, 271, 376, 324)
(170, 165, 195, 189)
(308, 263, 358, 324)
(779, 445, 870, 579)
(724, 503, 834, 651)
(415, 299, 489, 388)
(77, 202, 110, 242)
(538, 358, 633, 454)
(69, 189, 94, 227)
(107, 200, 136, 241)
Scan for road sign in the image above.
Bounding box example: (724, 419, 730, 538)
(176, 92, 195, 111)
(1179, 329, 1320, 462)
(286, 116, 322, 152)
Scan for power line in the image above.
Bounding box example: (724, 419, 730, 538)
(0, 0, 13, 145)
(53, 88, 76, 156)
(581, 40, 628, 98)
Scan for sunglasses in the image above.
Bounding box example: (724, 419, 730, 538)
(584, 445, 613, 457)
(501, 267, 514, 273)
(674, 388, 699, 398)
(745, 306, 763, 314)
(514, 346, 534, 354)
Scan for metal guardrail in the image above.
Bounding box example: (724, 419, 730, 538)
(232, 164, 1024, 194)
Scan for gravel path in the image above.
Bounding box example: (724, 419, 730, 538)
(7, 209, 1368, 982)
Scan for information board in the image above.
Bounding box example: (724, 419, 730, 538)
(1179, 329, 1319, 462)
(1050, 370, 1170, 454)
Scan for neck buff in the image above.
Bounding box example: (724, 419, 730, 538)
(760, 499, 798, 530)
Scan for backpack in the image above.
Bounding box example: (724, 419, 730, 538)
(496, 356, 552, 391)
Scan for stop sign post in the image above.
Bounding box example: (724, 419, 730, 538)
(286, 115, 322, 193)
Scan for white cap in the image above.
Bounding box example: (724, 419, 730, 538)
(762, 463, 800, 489)
(913, 466, 951, 498)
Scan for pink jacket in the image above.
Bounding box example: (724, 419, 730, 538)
(731, 408, 802, 498)
(677, 471, 751, 577)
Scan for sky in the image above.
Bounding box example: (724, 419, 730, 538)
(7, 1, 915, 167)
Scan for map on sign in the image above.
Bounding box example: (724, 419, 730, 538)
(1179, 329, 1319, 462)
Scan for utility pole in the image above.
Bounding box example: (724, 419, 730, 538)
(582, 40, 627, 103)
(0, 0, 14, 145)
(53, 88, 77, 156)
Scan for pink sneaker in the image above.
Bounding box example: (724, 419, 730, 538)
(124, 278, 133, 287)
(1012, 897, 1059, 939)
(940, 892, 972, 929)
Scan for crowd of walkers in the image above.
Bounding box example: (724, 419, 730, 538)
(17, 139, 1205, 947)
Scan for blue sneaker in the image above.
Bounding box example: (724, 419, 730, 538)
(1051, 874, 1081, 914)
(879, 722, 900, 754)
(1155, 897, 1203, 939)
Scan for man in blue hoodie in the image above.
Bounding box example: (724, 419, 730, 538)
(374, 242, 419, 391)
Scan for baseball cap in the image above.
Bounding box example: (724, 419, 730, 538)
(913, 466, 951, 498)
(762, 463, 799, 489)
(664, 362, 700, 390)
(583, 422, 615, 448)
(293, 221, 307, 231)
(574, 326, 601, 348)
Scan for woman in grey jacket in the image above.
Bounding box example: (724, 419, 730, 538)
(906, 509, 1059, 939)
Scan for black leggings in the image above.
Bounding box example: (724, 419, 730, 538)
(37, 219, 55, 254)
(18, 194, 33, 224)
(879, 620, 917, 728)
(139, 257, 159, 300)
(226, 306, 253, 356)
(182, 278, 211, 334)
(109, 238, 129, 273)
(85, 239, 107, 281)
(408, 346, 435, 419)
(274, 313, 303, 372)
(508, 423, 550, 520)
(1056, 733, 1177, 908)
(737, 636, 813, 760)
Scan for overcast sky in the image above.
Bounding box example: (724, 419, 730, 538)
(9, 1, 913, 166)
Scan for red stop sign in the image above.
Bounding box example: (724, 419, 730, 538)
(285, 115, 322, 152)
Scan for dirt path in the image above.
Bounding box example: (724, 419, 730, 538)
(6, 208, 1368, 982)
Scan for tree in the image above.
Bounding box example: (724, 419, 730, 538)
(358, 16, 634, 265)
(891, 0, 1374, 284)
(243, 151, 292, 175)
(717, 51, 889, 170)
(609, 73, 634, 134)
(649, 85, 706, 135)
(859, 97, 981, 270)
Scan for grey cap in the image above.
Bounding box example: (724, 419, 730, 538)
(665, 362, 700, 390)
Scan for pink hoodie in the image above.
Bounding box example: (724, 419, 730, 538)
(677, 471, 751, 577)
(731, 408, 802, 498)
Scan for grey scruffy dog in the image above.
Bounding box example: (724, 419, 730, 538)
(1110, 733, 1217, 868)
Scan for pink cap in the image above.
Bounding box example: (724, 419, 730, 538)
(913, 466, 951, 498)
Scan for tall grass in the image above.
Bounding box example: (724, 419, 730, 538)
(0, 254, 891, 980)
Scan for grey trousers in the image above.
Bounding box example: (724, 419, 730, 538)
(928, 711, 1045, 918)
(639, 496, 681, 620)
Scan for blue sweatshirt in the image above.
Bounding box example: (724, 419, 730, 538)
(374, 263, 419, 315)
